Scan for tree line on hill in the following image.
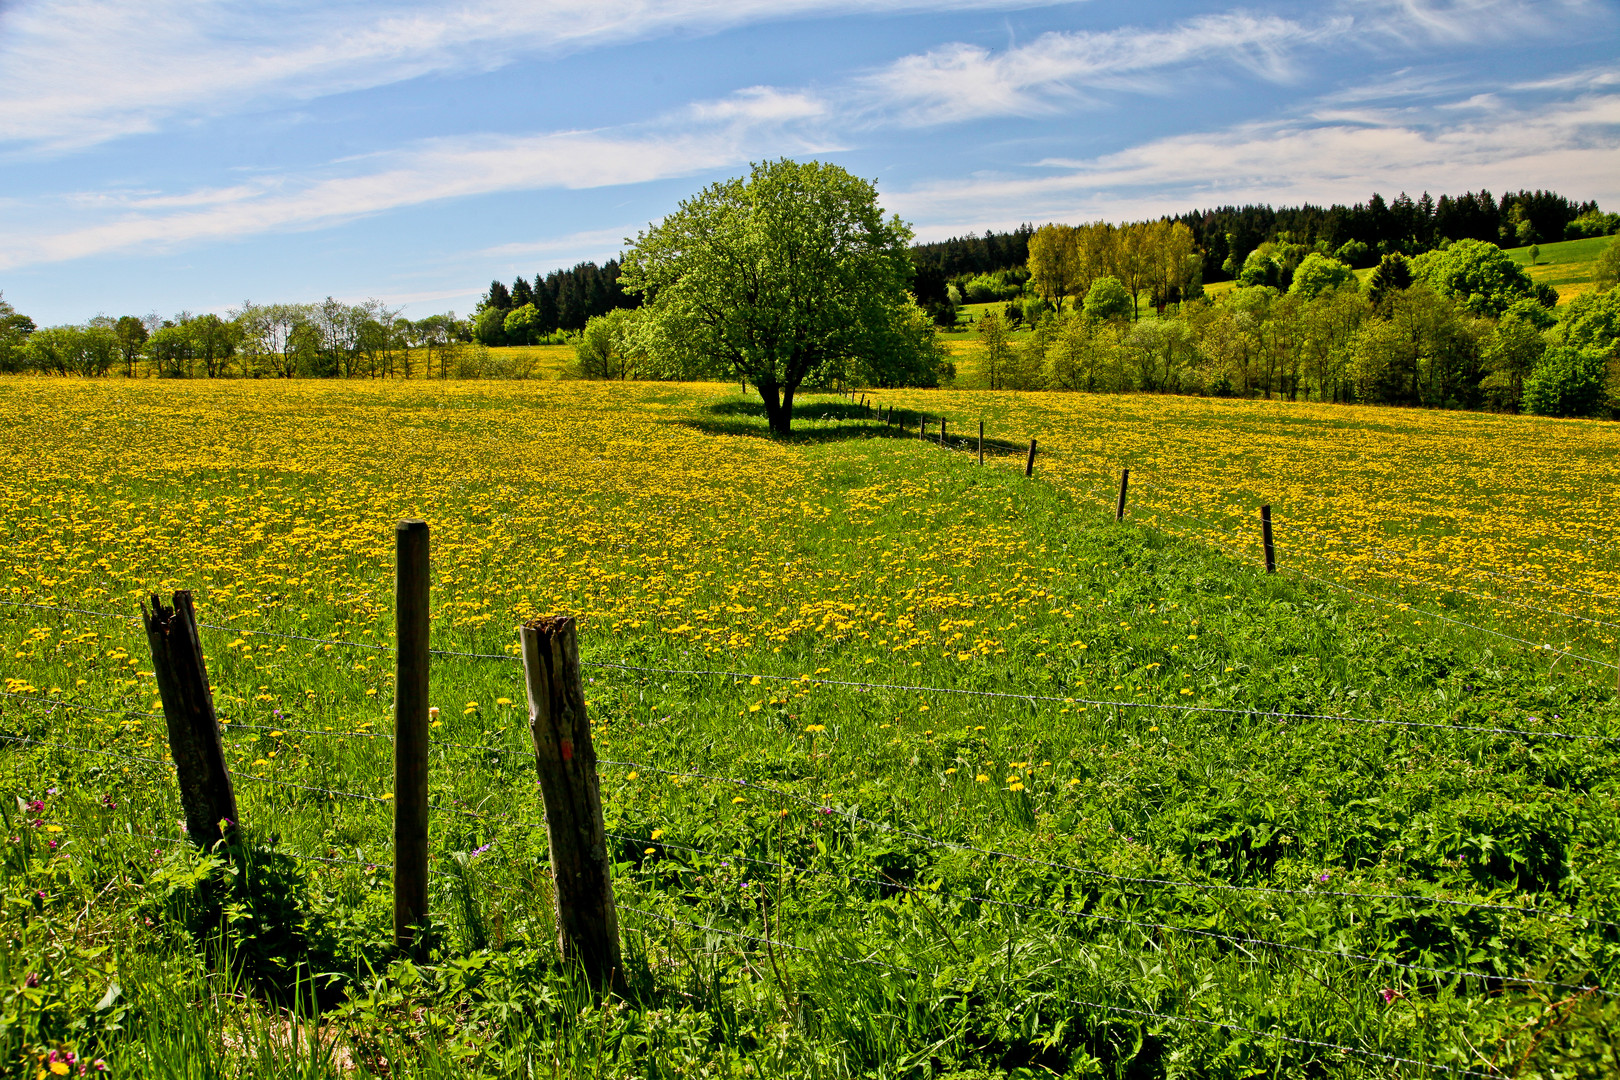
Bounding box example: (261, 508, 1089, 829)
(906, 188, 1617, 310)
(0, 297, 522, 380)
(971, 236, 1620, 419)
(472, 260, 639, 346)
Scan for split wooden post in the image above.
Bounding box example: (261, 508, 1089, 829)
(393, 520, 432, 951)
(939, 417, 947, 447)
(521, 616, 623, 992)
(1260, 504, 1276, 574)
(918, 417, 927, 440)
(142, 590, 238, 849)
(1116, 468, 1130, 522)
(1024, 438, 1037, 478)
(978, 420, 984, 465)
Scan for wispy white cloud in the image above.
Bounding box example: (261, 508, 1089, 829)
(891, 87, 1620, 233)
(475, 227, 642, 263)
(0, 0, 1054, 152)
(857, 12, 1340, 126)
(0, 88, 840, 269)
(1346, 0, 1596, 46)
(3, 1, 1613, 277)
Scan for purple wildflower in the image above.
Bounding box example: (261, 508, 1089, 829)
(1318, 872, 1330, 883)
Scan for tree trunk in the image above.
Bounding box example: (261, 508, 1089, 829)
(756, 377, 796, 435)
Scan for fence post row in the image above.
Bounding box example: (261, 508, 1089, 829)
(1116, 468, 1130, 522)
(142, 590, 238, 848)
(1024, 438, 1037, 478)
(1260, 504, 1276, 574)
(393, 520, 432, 951)
(521, 615, 623, 992)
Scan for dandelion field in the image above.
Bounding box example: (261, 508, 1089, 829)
(2, 376, 1619, 1078)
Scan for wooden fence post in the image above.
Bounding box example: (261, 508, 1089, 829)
(1116, 468, 1130, 522)
(394, 520, 431, 951)
(142, 590, 238, 848)
(1260, 505, 1276, 573)
(1024, 438, 1037, 478)
(521, 616, 623, 992)
(918, 417, 927, 440)
(978, 420, 984, 465)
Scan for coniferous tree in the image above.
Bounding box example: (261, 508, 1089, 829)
(533, 275, 559, 335)
(510, 277, 534, 309)
(485, 280, 512, 311)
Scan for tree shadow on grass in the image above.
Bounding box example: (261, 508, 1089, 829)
(672, 397, 1032, 453)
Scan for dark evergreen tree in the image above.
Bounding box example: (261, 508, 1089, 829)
(553, 270, 583, 331)
(1367, 253, 1414, 307)
(485, 280, 512, 310)
(510, 276, 534, 309)
(533, 275, 559, 334)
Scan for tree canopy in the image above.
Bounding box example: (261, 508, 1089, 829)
(619, 158, 939, 433)
(1411, 239, 1535, 317)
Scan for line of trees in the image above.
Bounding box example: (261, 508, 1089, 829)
(906, 189, 1619, 292)
(473, 260, 640, 346)
(1026, 219, 1202, 318)
(974, 236, 1620, 418)
(0, 297, 540, 379)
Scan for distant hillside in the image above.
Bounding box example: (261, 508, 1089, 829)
(912, 188, 1615, 287)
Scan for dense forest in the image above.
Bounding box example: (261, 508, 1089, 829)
(911, 188, 1616, 288)
(471, 260, 641, 346)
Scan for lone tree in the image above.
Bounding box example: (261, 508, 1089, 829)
(619, 159, 933, 434)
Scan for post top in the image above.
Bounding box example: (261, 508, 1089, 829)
(397, 519, 429, 533)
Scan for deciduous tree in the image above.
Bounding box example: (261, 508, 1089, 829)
(620, 159, 933, 433)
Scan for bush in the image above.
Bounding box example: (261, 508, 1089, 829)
(1522, 345, 1609, 417)
(1288, 253, 1357, 301)
(1564, 209, 1620, 239)
(1333, 239, 1372, 268)
(1082, 276, 1133, 322)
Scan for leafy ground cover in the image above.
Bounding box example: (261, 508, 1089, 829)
(1, 377, 1617, 1078)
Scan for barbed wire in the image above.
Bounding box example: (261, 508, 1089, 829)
(10, 597, 1613, 742)
(1077, 999, 1504, 1079)
(1287, 569, 1620, 670)
(8, 689, 1605, 932)
(625, 857, 1504, 1078)
(579, 661, 1619, 742)
(611, 827, 1611, 995)
(44, 820, 394, 870)
(599, 759, 1620, 929)
(619, 902, 919, 975)
(1286, 544, 1620, 633)
(1114, 511, 1620, 672)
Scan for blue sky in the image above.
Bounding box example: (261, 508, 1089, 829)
(2, 0, 1617, 326)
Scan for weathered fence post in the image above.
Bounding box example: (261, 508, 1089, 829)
(1116, 468, 1130, 522)
(1025, 438, 1037, 478)
(918, 417, 927, 440)
(394, 520, 431, 951)
(1260, 505, 1276, 574)
(939, 418, 947, 447)
(521, 616, 623, 992)
(142, 590, 238, 848)
(978, 420, 984, 465)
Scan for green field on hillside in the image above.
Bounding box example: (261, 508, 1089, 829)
(2, 378, 1617, 1078)
(1506, 234, 1616, 300)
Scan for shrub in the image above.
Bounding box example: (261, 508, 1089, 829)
(1522, 345, 1609, 417)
